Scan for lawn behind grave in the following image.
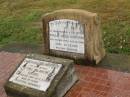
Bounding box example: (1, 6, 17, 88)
(0, 0, 130, 54)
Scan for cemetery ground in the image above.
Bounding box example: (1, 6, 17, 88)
(0, 1, 130, 97)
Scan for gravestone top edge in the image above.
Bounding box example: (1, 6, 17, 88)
(26, 54, 74, 64)
(42, 9, 97, 20)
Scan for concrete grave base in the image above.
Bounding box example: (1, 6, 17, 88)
(52, 64, 78, 97)
(4, 54, 78, 97)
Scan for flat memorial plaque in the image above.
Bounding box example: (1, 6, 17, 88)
(49, 19, 85, 54)
(9, 58, 62, 92)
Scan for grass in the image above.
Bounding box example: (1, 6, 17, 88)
(0, 0, 130, 54)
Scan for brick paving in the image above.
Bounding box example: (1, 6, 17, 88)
(0, 51, 130, 97)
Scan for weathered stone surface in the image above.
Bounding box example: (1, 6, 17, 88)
(42, 9, 105, 64)
(4, 54, 78, 97)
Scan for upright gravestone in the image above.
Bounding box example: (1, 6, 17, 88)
(42, 9, 105, 64)
(4, 54, 78, 97)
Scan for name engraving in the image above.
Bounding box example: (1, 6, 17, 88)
(9, 58, 62, 91)
(49, 19, 85, 54)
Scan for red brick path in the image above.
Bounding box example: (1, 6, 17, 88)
(0, 52, 130, 97)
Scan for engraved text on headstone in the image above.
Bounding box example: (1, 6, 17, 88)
(9, 58, 62, 91)
(49, 19, 85, 54)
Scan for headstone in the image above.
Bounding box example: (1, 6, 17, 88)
(42, 9, 105, 64)
(4, 54, 78, 97)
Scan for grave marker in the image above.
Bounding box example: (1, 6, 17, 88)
(42, 9, 105, 64)
(4, 54, 78, 97)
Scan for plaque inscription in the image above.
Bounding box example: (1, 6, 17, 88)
(9, 58, 62, 91)
(49, 19, 85, 54)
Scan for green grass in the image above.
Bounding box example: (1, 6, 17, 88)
(0, 0, 130, 54)
(0, 14, 42, 46)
